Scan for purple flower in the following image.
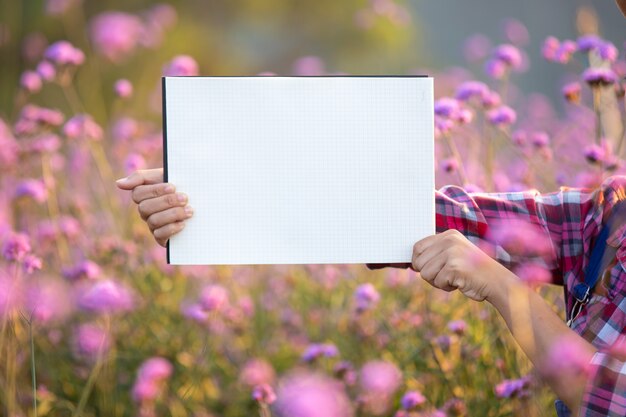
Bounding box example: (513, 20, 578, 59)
(354, 283, 380, 312)
(63, 114, 103, 141)
(447, 319, 467, 335)
(577, 34, 603, 52)
(485, 58, 507, 79)
(598, 42, 618, 62)
(273, 371, 354, 417)
(2, 231, 31, 261)
(23, 254, 43, 274)
(63, 260, 102, 281)
(77, 279, 135, 313)
(22, 133, 61, 154)
(293, 56, 326, 76)
(333, 361, 357, 385)
(531, 131, 550, 148)
(252, 383, 276, 405)
(493, 44, 523, 69)
(89, 12, 144, 62)
(20, 71, 42, 93)
(199, 284, 229, 312)
(15, 179, 47, 203)
(481, 90, 501, 109)
(434, 97, 460, 118)
(455, 81, 489, 102)
(302, 343, 339, 362)
(582, 67, 618, 86)
(240, 358, 276, 387)
(554, 40, 577, 64)
(486, 106, 517, 127)
(494, 377, 530, 398)
(400, 390, 426, 410)
(162, 55, 199, 76)
(14, 104, 64, 136)
(44, 40, 85, 66)
(113, 79, 133, 98)
(73, 323, 111, 360)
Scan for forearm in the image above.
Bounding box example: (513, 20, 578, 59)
(486, 263, 596, 414)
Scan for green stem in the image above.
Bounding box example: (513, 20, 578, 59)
(71, 356, 104, 417)
(29, 319, 38, 417)
(593, 88, 602, 145)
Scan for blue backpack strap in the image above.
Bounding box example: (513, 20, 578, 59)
(567, 200, 626, 326)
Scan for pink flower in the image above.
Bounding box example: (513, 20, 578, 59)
(137, 357, 174, 381)
(434, 97, 461, 118)
(485, 58, 507, 79)
(531, 131, 550, 148)
(199, 284, 229, 312)
(44, 40, 84, 66)
(541, 36, 560, 61)
(0, 273, 24, 317)
(26, 279, 74, 324)
(20, 71, 42, 93)
(111, 117, 138, 142)
(113, 79, 133, 98)
(513, 262, 552, 285)
(462, 34, 492, 63)
(353, 283, 380, 312)
(493, 44, 523, 69)
(358, 360, 402, 415)
(124, 153, 145, 174)
(486, 218, 554, 259)
(273, 372, 354, 417)
(333, 361, 357, 385)
(440, 158, 458, 174)
(501, 18, 529, 46)
(73, 323, 111, 360)
(577, 34, 603, 52)
(252, 383, 277, 405)
(2, 231, 31, 261)
(543, 337, 593, 377)
(14, 179, 47, 203)
(77, 279, 135, 313)
(554, 40, 577, 64)
(63, 114, 103, 141)
(293, 55, 326, 76)
(240, 358, 276, 387)
(14, 104, 64, 135)
(597, 42, 618, 63)
(89, 12, 144, 62)
(162, 55, 199, 76)
(23, 254, 43, 274)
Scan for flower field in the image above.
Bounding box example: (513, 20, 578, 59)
(0, 1, 624, 416)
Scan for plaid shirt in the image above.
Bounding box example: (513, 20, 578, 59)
(435, 175, 626, 416)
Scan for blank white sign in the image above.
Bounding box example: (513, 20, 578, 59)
(163, 76, 434, 265)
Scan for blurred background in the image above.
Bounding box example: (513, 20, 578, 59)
(0, 1, 624, 417)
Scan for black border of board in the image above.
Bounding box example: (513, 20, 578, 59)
(161, 75, 431, 265)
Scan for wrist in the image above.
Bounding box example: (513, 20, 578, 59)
(485, 263, 522, 311)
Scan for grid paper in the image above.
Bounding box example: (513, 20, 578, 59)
(164, 76, 434, 265)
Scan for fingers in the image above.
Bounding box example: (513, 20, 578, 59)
(154, 221, 186, 247)
(116, 168, 164, 190)
(138, 192, 189, 220)
(132, 182, 175, 204)
(146, 206, 194, 231)
(419, 252, 447, 282)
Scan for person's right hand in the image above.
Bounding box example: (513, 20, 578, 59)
(116, 168, 193, 247)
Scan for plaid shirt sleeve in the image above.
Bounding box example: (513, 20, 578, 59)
(580, 352, 626, 416)
(435, 184, 567, 284)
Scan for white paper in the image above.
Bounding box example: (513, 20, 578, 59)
(163, 76, 434, 265)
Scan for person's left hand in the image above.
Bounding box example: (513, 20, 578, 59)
(411, 229, 506, 302)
